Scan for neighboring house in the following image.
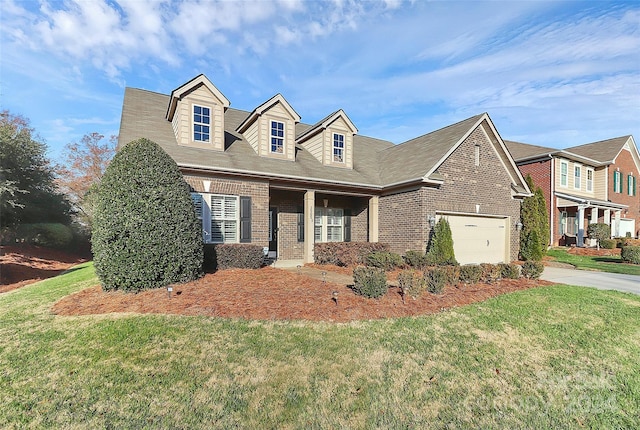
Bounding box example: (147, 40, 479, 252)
(506, 136, 640, 247)
(118, 74, 531, 265)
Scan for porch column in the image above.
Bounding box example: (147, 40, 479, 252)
(604, 209, 611, 236)
(589, 208, 598, 247)
(577, 206, 585, 247)
(368, 196, 379, 242)
(614, 210, 621, 238)
(303, 190, 315, 264)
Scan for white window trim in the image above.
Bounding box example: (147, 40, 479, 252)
(333, 133, 345, 163)
(192, 104, 211, 143)
(574, 163, 581, 190)
(628, 174, 635, 196)
(586, 167, 594, 192)
(191, 192, 239, 244)
(314, 207, 344, 242)
(270, 120, 285, 154)
(614, 170, 622, 193)
(560, 160, 568, 187)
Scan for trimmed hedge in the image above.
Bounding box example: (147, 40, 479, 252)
(424, 267, 447, 294)
(365, 251, 404, 271)
(352, 266, 388, 298)
(499, 263, 520, 279)
(92, 138, 203, 292)
(397, 269, 426, 299)
(480, 263, 501, 284)
(459, 264, 483, 284)
(314, 242, 389, 266)
(15, 223, 73, 249)
(621, 246, 640, 264)
(215, 244, 265, 270)
(600, 239, 617, 249)
(404, 250, 430, 268)
(521, 261, 544, 279)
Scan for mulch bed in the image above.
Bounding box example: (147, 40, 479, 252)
(52, 267, 553, 322)
(565, 247, 621, 256)
(0, 245, 87, 293)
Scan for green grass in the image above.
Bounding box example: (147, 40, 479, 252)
(1, 263, 639, 429)
(547, 248, 640, 275)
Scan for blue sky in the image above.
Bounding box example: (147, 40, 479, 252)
(2, 0, 639, 161)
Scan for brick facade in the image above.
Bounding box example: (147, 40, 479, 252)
(609, 149, 640, 237)
(183, 173, 270, 246)
(379, 125, 522, 261)
(517, 159, 556, 244)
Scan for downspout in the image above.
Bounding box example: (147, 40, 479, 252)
(550, 156, 555, 248)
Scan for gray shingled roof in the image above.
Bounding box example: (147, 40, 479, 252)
(378, 114, 484, 184)
(119, 87, 521, 191)
(565, 136, 631, 163)
(504, 140, 556, 161)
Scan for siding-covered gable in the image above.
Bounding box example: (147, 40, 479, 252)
(297, 110, 357, 169)
(554, 157, 600, 199)
(173, 83, 226, 151)
(323, 117, 354, 168)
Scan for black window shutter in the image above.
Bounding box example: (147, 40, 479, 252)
(344, 209, 351, 242)
(297, 206, 304, 242)
(240, 196, 251, 243)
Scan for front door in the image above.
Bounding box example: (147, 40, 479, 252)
(269, 207, 278, 258)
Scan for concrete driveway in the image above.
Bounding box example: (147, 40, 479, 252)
(541, 266, 640, 296)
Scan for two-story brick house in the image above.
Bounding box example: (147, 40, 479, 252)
(119, 74, 531, 265)
(506, 136, 640, 246)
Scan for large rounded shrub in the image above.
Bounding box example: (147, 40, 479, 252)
(92, 138, 203, 292)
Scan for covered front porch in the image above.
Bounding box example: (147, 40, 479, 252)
(556, 192, 629, 247)
(268, 187, 379, 265)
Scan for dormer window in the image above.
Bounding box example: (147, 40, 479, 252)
(333, 133, 345, 162)
(193, 105, 211, 142)
(270, 120, 285, 153)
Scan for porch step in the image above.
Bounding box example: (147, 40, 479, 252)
(271, 259, 305, 268)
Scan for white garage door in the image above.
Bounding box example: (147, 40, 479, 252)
(618, 218, 636, 238)
(439, 214, 509, 265)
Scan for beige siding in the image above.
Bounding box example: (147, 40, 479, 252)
(261, 109, 296, 161)
(554, 158, 598, 198)
(594, 166, 607, 200)
(325, 118, 353, 169)
(173, 83, 225, 151)
(301, 133, 323, 163)
(244, 120, 260, 154)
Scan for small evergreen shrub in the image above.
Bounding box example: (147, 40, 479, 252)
(600, 239, 617, 249)
(92, 138, 203, 292)
(615, 237, 629, 248)
(314, 242, 389, 266)
(404, 250, 429, 268)
(16, 223, 73, 249)
(480, 263, 501, 284)
(521, 261, 544, 279)
(621, 246, 640, 264)
(439, 265, 460, 286)
(459, 264, 483, 284)
(365, 251, 405, 271)
(424, 267, 447, 294)
(426, 218, 457, 266)
(498, 263, 520, 279)
(397, 269, 426, 299)
(520, 230, 543, 261)
(215, 244, 265, 270)
(352, 266, 388, 298)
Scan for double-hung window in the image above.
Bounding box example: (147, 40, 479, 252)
(574, 165, 581, 190)
(333, 133, 344, 162)
(270, 120, 284, 153)
(210, 195, 239, 243)
(613, 171, 622, 193)
(193, 105, 210, 142)
(586, 168, 594, 192)
(560, 161, 568, 187)
(190, 193, 241, 243)
(628, 174, 637, 196)
(314, 208, 343, 242)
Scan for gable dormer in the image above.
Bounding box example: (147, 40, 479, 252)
(296, 110, 357, 169)
(166, 74, 230, 151)
(236, 94, 301, 161)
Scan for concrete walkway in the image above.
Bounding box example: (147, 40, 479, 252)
(540, 266, 640, 296)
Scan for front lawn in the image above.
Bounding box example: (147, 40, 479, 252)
(1, 263, 639, 429)
(547, 248, 640, 275)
